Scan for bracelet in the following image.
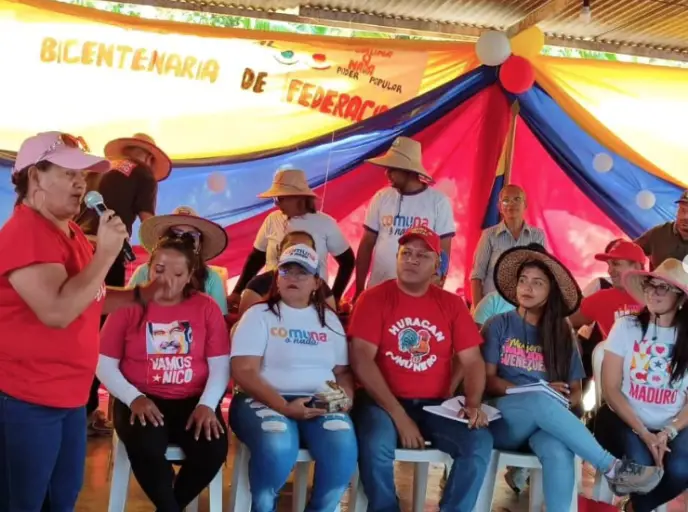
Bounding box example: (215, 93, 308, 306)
(664, 425, 679, 441)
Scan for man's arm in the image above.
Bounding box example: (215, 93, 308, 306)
(354, 230, 377, 297)
(456, 346, 486, 408)
(350, 337, 405, 418)
(470, 231, 491, 306)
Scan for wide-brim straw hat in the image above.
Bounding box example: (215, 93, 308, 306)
(139, 206, 228, 261)
(258, 168, 316, 198)
(623, 258, 688, 304)
(366, 136, 433, 182)
(494, 243, 582, 316)
(104, 133, 172, 182)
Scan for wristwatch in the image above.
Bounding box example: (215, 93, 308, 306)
(663, 420, 679, 441)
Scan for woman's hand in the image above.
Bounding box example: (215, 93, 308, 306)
(639, 430, 665, 467)
(281, 397, 327, 420)
(129, 396, 164, 427)
(186, 405, 225, 441)
(549, 382, 571, 397)
(140, 274, 173, 304)
(655, 431, 672, 466)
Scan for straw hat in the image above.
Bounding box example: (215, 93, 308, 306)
(366, 137, 432, 181)
(139, 206, 228, 261)
(494, 243, 582, 316)
(623, 258, 688, 304)
(104, 133, 172, 182)
(258, 169, 316, 198)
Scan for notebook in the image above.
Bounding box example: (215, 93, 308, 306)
(423, 396, 502, 424)
(506, 380, 570, 407)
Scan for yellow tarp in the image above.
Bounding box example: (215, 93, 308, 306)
(0, 0, 475, 159)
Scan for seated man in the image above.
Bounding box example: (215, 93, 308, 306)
(349, 227, 493, 512)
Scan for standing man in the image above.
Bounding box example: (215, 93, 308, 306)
(78, 132, 171, 435)
(470, 185, 545, 306)
(635, 190, 688, 270)
(355, 137, 455, 298)
(349, 227, 493, 512)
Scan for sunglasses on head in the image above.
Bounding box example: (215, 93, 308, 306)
(39, 133, 89, 161)
(169, 228, 201, 241)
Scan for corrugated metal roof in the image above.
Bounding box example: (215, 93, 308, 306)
(114, 0, 688, 59)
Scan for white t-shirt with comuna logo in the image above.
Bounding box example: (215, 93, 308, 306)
(364, 187, 455, 287)
(605, 315, 688, 430)
(231, 302, 348, 395)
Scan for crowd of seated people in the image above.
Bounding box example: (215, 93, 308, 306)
(4, 132, 688, 512)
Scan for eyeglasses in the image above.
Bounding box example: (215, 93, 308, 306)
(278, 268, 311, 281)
(641, 280, 680, 297)
(501, 197, 524, 206)
(35, 133, 90, 165)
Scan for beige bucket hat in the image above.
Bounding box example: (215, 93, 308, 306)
(104, 133, 172, 182)
(624, 258, 688, 304)
(139, 206, 228, 261)
(366, 136, 432, 181)
(494, 243, 582, 316)
(258, 168, 316, 198)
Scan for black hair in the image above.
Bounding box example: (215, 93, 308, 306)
(12, 161, 51, 206)
(162, 228, 210, 290)
(518, 260, 575, 382)
(281, 230, 316, 252)
(635, 296, 688, 385)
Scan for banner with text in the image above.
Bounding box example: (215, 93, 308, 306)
(0, 0, 477, 158)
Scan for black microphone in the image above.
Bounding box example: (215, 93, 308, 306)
(84, 191, 136, 262)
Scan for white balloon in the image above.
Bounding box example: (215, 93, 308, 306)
(636, 190, 656, 210)
(592, 153, 614, 173)
(475, 31, 512, 66)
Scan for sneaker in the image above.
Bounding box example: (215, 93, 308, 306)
(504, 467, 530, 494)
(88, 410, 113, 437)
(605, 459, 663, 496)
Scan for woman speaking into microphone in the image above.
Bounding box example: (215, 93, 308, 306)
(0, 132, 167, 512)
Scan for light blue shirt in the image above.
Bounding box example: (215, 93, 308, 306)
(128, 265, 228, 315)
(473, 291, 515, 326)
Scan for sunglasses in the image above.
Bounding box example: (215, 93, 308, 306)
(35, 133, 90, 165)
(169, 228, 201, 242)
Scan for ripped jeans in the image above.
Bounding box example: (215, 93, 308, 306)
(229, 393, 358, 512)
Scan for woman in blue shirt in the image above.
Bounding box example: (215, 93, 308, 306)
(482, 244, 661, 512)
(130, 206, 229, 314)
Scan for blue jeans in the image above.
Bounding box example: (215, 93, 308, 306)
(0, 392, 86, 512)
(490, 393, 615, 512)
(352, 392, 493, 512)
(594, 404, 688, 512)
(229, 393, 358, 512)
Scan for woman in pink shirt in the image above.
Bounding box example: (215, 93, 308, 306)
(97, 236, 230, 511)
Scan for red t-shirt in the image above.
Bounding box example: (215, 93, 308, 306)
(100, 293, 229, 399)
(348, 280, 483, 399)
(580, 288, 642, 338)
(0, 205, 105, 408)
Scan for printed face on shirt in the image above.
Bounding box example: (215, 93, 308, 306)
(629, 338, 680, 404)
(397, 239, 438, 286)
(516, 265, 550, 310)
(498, 185, 526, 221)
(386, 315, 445, 371)
(146, 321, 195, 386)
(642, 278, 683, 316)
(149, 247, 193, 301)
(31, 163, 88, 219)
(147, 321, 193, 354)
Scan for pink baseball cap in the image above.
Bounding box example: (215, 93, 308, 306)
(13, 132, 110, 175)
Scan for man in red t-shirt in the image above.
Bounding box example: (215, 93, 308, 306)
(348, 226, 493, 512)
(571, 240, 646, 338)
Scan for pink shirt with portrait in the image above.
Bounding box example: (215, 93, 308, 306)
(100, 293, 229, 400)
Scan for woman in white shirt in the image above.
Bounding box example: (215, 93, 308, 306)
(228, 168, 354, 309)
(599, 258, 688, 511)
(230, 244, 356, 512)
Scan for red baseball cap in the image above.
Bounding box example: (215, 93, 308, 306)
(594, 239, 646, 266)
(398, 226, 441, 254)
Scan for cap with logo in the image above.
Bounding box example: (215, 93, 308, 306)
(278, 244, 319, 275)
(594, 239, 646, 267)
(398, 227, 441, 255)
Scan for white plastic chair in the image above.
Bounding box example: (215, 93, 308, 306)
(108, 432, 223, 512)
(228, 441, 343, 512)
(348, 448, 454, 512)
(474, 450, 582, 512)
